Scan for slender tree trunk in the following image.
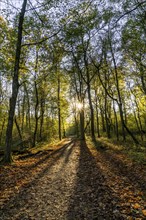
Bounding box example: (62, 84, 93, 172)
(95, 94, 100, 137)
(134, 98, 144, 141)
(139, 63, 146, 95)
(87, 83, 95, 140)
(39, 97, 45, 141)
(32, 50, 39, 148)
(116, 65, 138, 143)
(4, 0, 27, 163)
(33, 81, 39, 147)
(17, 98, 21, 121)
(57, 74, 62, 140)
(71, 51, 85, 140)
(123, 101, 127, 126)
(98, 97, 106, 133)
(80, 107, 85, 140)
(118, 104, 126, 141)
(84, 51, 95, 140)
(14, 117, 24, 150)
(21, 92, 26, 132)
(0, 117, 6, 145)
(101, 109, 106, 133)
(129, 86, 144, 140)
(96, 109, 100, 138)
(109, 37, 126, 141)
(133, 110, 141, 131)
(133, 108, 143, 141)
(24, 83, 31, 130)
(104, 92, 111, 138)
(62, 117, 66, 138)
(113, 101, 119, 141)
(81, 36, 95, 140)
(74, 113, 79, 137)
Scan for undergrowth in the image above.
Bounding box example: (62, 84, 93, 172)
(86, 136, 146, 165)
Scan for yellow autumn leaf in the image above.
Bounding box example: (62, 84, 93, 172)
(133, 203, 140, 209)
(142, 210, 146, 216)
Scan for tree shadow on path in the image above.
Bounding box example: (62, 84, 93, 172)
(0, 140, 75, 193)
(0, 140, 75, 219)
(66, 140, 124, 220)
(93, 139, 146, 195)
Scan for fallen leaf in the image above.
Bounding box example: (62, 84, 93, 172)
(133, 203, 140, 209)
(142, 210, 146, 216)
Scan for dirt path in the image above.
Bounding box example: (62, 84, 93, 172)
(0, 139, 146, 219)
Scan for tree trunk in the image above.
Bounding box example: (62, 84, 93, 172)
(96, 109, 100, 138)
(104, 92, 111, 138)
(57, 74, 62, 140)
(21, 91, 26, 132)
(80, 107, 85, 140)
(4, 0, 27, 163)
(113, 101, 119, 141)
(83, 43, 95, 140)
(87, 82, 95, 140)
(95, 99, 100, 138)
(39, 97, 45, 141)
(14, 117, 24, 150)
(109, 37, 126, 141)
(0, 117, 6, 145)
(62, 117, 66, 138)
(24, 83, 31, 130)
(32, 50, 39, 148)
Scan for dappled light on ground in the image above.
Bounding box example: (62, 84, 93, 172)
(0, 138, 146, 219)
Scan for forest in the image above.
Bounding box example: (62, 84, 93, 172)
(0, 0, 145, 162)
(0, 1, 146, 154)
(0, 0, 146, 219)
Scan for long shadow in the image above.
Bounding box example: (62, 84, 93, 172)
(21, 140, 74, 169)
(0, 140, 74, 194)
(93, 139, 146, 194)
(66, 140, 124, 220)
(0, 140, 74, 217)
(64, 142, 75, 164)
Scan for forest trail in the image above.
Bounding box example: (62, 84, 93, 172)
(0, 138, 146, 220)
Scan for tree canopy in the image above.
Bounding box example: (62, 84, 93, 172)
(0, 0, 146, 163)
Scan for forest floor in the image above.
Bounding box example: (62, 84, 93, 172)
(0, 137, 146, 220)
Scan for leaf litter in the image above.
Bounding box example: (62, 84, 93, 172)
(0, 138, 146, 219)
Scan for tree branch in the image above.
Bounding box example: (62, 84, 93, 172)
(114, 1, 146, 25)
(21, 28, 61, 47)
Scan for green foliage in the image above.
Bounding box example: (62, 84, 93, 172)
(0, 0, 146, 156)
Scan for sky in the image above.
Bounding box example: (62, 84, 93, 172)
(0, 0, 21, 10)
(0, 0, 22, 20)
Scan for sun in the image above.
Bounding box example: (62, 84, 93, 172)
(76, 102, 83, 110)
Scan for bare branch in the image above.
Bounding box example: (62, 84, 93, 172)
(21, 28, 61, 47)
(115, 1, 146, 24)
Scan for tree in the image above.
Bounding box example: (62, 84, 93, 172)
(4, 0, 28, 163)
(0, 0, 145, 161)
